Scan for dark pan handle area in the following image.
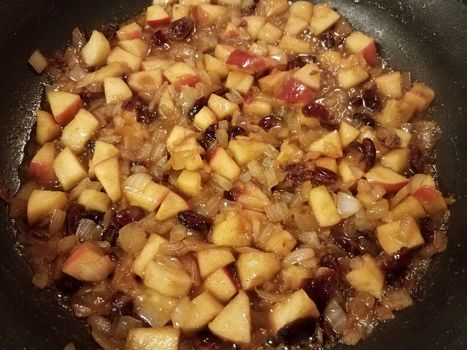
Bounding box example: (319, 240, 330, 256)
(0, 0, 466, 349)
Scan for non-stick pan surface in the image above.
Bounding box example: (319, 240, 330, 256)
(0, 0, 466, 349)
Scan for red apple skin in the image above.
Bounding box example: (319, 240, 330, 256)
(226, 49, 267, 74)
(413, 185, 447, 215)
(29, 143, 55, 184)
(147, 17, 171, 27)
(413, 186, 440, 202)
(362, 41, 377, 65)
(118, 25, 142, 40)
(55, 99, 83, 125)
(175, 74, 201, 89)
(278, 79, 314, 105)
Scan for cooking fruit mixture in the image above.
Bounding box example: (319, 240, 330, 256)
(16, 0, 450, 349)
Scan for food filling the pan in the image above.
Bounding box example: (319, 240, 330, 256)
(14, 0, 450, 348)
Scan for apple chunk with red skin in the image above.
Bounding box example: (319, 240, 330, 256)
(208, 290, 251, 344)
(226, 49, 267, 75)
(345, 31, 377, 65)
(29, 142, 56, 184)
(365, 165, 409, 192)
(46, 90, 82, 125)
(412, 185, 447, 216)
(278, 78, 314, 105)
(35, 110, 61, 145)
(117, 22, 142, 41)
(27, 189, 67, 225)
(208, 147, 241, 182)
(146, 5, 171, 27)
(62, 242, 115, 282)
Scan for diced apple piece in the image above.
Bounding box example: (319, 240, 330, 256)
(394, 128, 412, 148)
(232, 182, 271, 211)
(94, 157, 121, 202)
(279, 35, 313, 54)
(53, 147, 87, 191)
(375, 72, 402, 98)
(80, 30, 110, 67)
(29, 142, 56, 184)
(104, 77, 133, 104)
(381, 148, 410, 173)
(365, 165, 409, 192)
(284, 16, 309, 35)
(117, 22, 142, 40)
(107, 47, 142, 72)
(28, 50, 48, 73)
(339, 121, 360, 148)
(166, 125, 195, 152)
(172, 292, 223, 332)
(193, 106, 217, 132)
(345, 31, 377, 65)
(162, 62, 197, 85)
(118, 223, 147, 255)
(134, 288, 178, 327)
(242, 16, 266, 39)
(27, 190, 67, 225)
(146, 5, 171, 27)
(308, 185, 341, 227)
(197, 4, 227, 26)
(142, 58, 173, 71)
(62, 242, 114, 282)
(126, 327, 179, 350)
(35, 110, 61, 145)
(391, 195, 426, 219)
(237, 251, 280, 290)
(258, 70, 289, 96)
(346, 255, 384, 299)
(176, 170, 202, 197)
(91, 62, 125, 83)
(209, 210, 252, 247)
(257, 22, 282, 44)
(204, 54, 229, 79)
(279, 78, 314, 105)
(61, 109, 99, 153)
(133, 234, 167, 276)
(77, 189, 111, 213)
(377, 216, 424, 255)
(208, 94, 240, 119)
(317, 50, 342, 72)
(89, 141, 119, 177)
(310, 3, 341, 35)
(262, 0, 288, 16)
(197, 248, 235, 278)
(337, 67, 370, 89)
(404, 83, 435, 112)
(281, 266, 314, 291)
(338, 159, 359, 185)
(225, 71, 254, 95)
(46, 91, 82, 125)
(227, 136, 268, 165)
(412, 185, 447, 216)
(172, 5, 189, 21)
(289, 1, 313, 21)
(155, 191, 189, 221)
(276, 142, 303, 165)
(375, 99, 416, 127)
(309, 130, 343, 158)
(128, 70, 163, 95)
(208, 290, 251, 344)
(218, 0, 241, 6)
(292, 63, 321, 90)
(208, 148, 241, 182)
(203, 267, 238, 302)
(124, 173, 170, 212)
(214, 44, 235, 61)
(258, 227, 297, 256)
(243, 98, 273, 117)
(270, 289, 319, 334)
(144, 261, 192, 297)
(118, 38, 149, 58)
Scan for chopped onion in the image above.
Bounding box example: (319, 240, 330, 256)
(283, 247, 315, 267)
(49, 209, 66, 235)
(324, 298, 348, 334)
(124, 173, 152, 193)
(76, 219, 100, 242)
(265, 202, 290, 222)
(69, 64, 86, 81)
(255, 288, 290, 303)
(336, 192, 362, 218)
(28, 50, 48, 73)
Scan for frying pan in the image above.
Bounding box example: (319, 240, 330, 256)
(0, 0, 466, 349)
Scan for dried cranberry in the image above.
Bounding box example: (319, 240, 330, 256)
(357, 234, 381, 256)
(287, 55, 316, 70)
(30, 229, 50, 241)
(101, 22, 119, 40)
(170, 17, 194, 40)
(224, 187, 241, 201)
(258, 115, 280, 130)
(228, 125, 247, 140)
(212, 87, 229, 97)
(80, 91, 104, 107)
(115, 206, 145, 226)
(351, 112, 375, 127)
(321, 32, 336, 49)
(177, 210, 212, 232)
(101, 225, 119, 245)
(189, 96, 209, 119)
(361, 138, 376, 172)
(409, 144, 426, 174)
(302, 102, 338, 128)
(419, 217, 435, 242)
(302, 270, 339, 311)
(200, 124, 217, 150)
(361, 88, 380, 111)
(193, 330, 228, 349)
(381, 247, 413, 273)
(284, 163, 314, 186)
(111, 291, 134, 317)
(320, 254, 340, 271)
(311, 167, 338, 186)
(376, 127, 401, 149)
(334, 236, 360, 256)
(66, 203, 103, 235)
(151, 30, 169, 47)
(136, 103, 158, 124)
(276, 317, 317, 345)
(55, 275, 81, 295)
